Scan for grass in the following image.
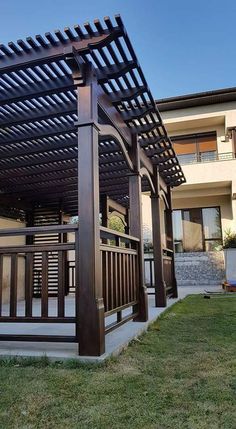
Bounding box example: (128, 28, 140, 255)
(0, 295, 235, 429)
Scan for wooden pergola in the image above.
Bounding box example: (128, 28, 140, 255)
(0, 15, 185, 356)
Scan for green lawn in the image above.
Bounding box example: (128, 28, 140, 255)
(0, 295, 235, 429)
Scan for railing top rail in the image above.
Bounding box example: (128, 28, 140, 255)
(100, 244, 138, 254)
(100, 226, 140, 243)
(0, 242, 75, 254)
(163, 247, 174, 254)
(0, 224, 78, 237)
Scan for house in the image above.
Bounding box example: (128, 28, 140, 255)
(143, 87, 236, 286)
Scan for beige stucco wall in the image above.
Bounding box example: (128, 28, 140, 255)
(162, 100, 236, 157)
(142, 100, 236, 245)
(165, 101, 236, 237)
(0, 217, 26, 305)
(142, 194, 166, 247)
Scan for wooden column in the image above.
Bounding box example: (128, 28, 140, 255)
(166, 186, 178, 298)
(76, 63, 105, 356)
(25, 209, 34, 315)
(151, 167, 166, 307)
(129, 134, 148, 322)
(100, 195, 109, 228)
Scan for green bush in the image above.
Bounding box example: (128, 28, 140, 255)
(223, 229, 236, 248)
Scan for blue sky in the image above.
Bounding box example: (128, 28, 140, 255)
(1, 0, 235, 99)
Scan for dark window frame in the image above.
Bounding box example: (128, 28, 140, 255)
(173, 206, 223, 252)
(172, 131, 218, 163)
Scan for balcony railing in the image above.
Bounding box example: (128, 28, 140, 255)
(178, 152, 235, 165)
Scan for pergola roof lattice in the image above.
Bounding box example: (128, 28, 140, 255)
(0, 15, 185, 215)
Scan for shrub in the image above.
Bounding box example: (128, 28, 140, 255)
(223, 229, 236, 248)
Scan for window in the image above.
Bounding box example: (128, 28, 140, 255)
(172, 132, 217, 164)
(173, 207, 222, 252)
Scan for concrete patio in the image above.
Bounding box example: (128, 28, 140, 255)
(0, 285, 221, 363)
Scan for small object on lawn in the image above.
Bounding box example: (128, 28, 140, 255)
(203, 289, 236, 299)
(222, 281, 236, 292)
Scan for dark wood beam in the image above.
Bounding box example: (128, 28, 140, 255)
(0, 28, 122, 74)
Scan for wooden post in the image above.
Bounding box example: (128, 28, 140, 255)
(25, 209, 34, 312)
(166, 186, 178, 298)
(76, 63, 105, 356)
(100, 195, 109, 228)
(151, 167, 167, 307)
(129, 134, 148, 322)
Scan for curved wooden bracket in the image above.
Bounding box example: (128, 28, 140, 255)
(160, 189, 169, 209)
(140, 167, 155, 194)
(98, 123, 134, 171)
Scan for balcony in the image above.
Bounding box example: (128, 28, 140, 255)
(178, 152, 235, 165)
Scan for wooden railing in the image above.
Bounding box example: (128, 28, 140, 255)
(100, 227, 140, 333)
(0, 224, 142, 343)
(144, 248, 175, 296)
(163, 248, 175, 295)
(0, 224, 77, 343)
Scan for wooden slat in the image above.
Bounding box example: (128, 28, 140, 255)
(58, 250, 65, 317)
(0, 224, 77, 237)
(0, 334, 76, 342)
(113, 252, 118, 309)
(0, 317, 75, 323)
(118, 252, 122, 308)
(25, 253, 33, 317)
(0, 243, 74, 254)
(41, 252, 48, 317)
(10, 254, 18, 317)
(0, 255, 3, 316)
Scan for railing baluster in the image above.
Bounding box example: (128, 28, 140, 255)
(122, 253, 126, 304)
(132, 251, 136, 301)
(0, 255, 3, 317)
(113, 252, 118, 309)
(58, 251, 65, 317)
(110, 252, 114, 310)
(105, 251, 109, 311)
(126, 254, 130, 304)
(118, 252, 122, 307)
(10, 254, 18, 317)
(150, 259, 153, 287)
(25, 253, 33, 317)
(41, 251, 48, 317)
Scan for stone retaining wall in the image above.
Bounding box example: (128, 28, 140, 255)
(175, 251, 225, 286)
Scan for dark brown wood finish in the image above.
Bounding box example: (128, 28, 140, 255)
(10, 254, 18, 317)
(165, 187, 178, 298)
(25, 253, 33, 317)
(0, 255, 3, 316)
(151, 167, 167, 307)
(76, 63, 105, 356)
(129, 134, 148, 321)
(0, 16, 186, 356)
